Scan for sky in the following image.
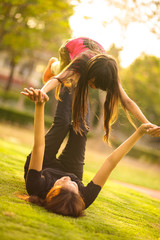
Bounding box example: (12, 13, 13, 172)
(69, 0, 160, 68)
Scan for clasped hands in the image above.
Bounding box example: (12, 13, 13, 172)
(138, 123, 160, 137)
(21, 87, 49, 103)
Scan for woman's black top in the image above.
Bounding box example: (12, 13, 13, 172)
(26, 168, 101, 209)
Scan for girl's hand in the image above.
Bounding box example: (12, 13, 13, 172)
(21, 87, 49, 103)
(138, 123, 160, 137)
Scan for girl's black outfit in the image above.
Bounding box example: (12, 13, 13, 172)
(24, 86, 101, 209)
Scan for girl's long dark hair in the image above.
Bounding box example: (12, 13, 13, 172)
(55, 53, 131, 142)
(55, 52, 91, 133)
(87, 55, 121, 142)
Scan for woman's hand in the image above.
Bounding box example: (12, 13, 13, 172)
(138, 123, 160, 137)
(21, 87, 49, 103)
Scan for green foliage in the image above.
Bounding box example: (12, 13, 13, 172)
(111, 137, 160, 164)
(0, 88, 56, 116)
(0, 138, 160, 240)
(0, 105, 52, 128)
(0, 0, 74, 90)
(0, 88, 19, 101)
(107, 43, 123, 68)
(89, 88, 101, 126)
(120, 54, 160, 126)
(0, 0, 73, 54)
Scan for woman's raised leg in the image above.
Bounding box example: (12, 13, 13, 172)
(58, 103, 90, 181)
(24, 85, 73, 178)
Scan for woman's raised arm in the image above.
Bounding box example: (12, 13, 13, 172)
(21, 88, 49, 171)
(92, 123, 160, 187)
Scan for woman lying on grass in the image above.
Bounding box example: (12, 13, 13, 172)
(21, 86, 160, 218)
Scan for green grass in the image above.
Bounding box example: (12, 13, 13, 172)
(0, 138, 160, 240)
(85, 151, 160, 191)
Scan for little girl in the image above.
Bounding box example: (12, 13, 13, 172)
(40, 37, 159, 142)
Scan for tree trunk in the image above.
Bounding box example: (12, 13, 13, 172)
(5, 58, 16, 91)
(17, 61, 34, 110)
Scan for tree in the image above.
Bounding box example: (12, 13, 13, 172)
(107, 43, 123, 68)
(108, 0, 160, 38)
(0, 0, 73, 90)
(120, 54, 160, 126)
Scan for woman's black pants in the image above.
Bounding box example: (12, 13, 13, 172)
(24, 85, 89, 181)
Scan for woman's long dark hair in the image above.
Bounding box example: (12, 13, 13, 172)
(19, 186, 85, 218)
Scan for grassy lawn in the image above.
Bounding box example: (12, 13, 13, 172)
(0, 137, 160, 240)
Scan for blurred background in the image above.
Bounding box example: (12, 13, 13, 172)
(0, 0, 160, 163)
